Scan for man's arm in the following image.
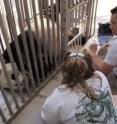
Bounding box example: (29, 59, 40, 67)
(91, 53, 113, 75)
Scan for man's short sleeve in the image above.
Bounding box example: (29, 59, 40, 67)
(104, 40, 117, 65)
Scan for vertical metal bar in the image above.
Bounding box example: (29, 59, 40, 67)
(0, 105, 7, 123)
(85, 0, 92, 38)
(29, 0, 33, 18)
(72, 4, 75, 28)
(15, 0, 35, 93)
(72, 9, 75, 27)
(77, 6, 80, 26)
(83, 1, 88, 34)
(55, 0, 61, 64)
(69, 1, 72, 28)
(72, 10, 74, 28)
(20, 0, 26, 26)
(31, 0, 45, 80)
(88, 0, 93, 37)
(73, 8, 76, 28)
(0, 10, 20, 109)
(91, 0, 98, 36)
(68, 0, 70, 8)
(0, 36, 4, 53)
(23, 0, 40, 86)
(70, 11, 72, 29)
(80, 4, 84, 24)
(3, 0, 27, 102)
(90, 0, 97, 36)
(67, 11, 71, 35)
(44, 0, 53, 65)
(51, 0, 57, 67)
(24, 0, 40, 85)
(79, 5, 82, 31)
(6, 15, 14, 42)
(70, 0, 73, 8)
(74, 6, 78, 26)
(82, 2, 86, 31)
(42, 0, 45, 10)
(61, 0, 68, 61)
(38, 0, 48, 66)
(89, 0, 94, 36)
(9, 0, 17, 30)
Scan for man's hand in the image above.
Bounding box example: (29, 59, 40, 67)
(98, 43, 110, 56)
(87, 43, 98, 57)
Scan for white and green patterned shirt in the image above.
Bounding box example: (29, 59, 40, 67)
(41, 71, 117, 124)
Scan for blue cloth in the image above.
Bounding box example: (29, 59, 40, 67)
(98, 35, 112, 44)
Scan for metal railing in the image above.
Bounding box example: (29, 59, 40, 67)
(61, 0, 98, 58)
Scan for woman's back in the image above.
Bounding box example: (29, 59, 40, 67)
(41, 71, 117, 124)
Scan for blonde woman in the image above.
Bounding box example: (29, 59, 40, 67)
(41, 52, 117, 124)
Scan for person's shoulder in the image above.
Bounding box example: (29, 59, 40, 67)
(43, 87, 62, 109)
(87, 71, 108, 86)
(94, 70, 106, 76)
(93, 71, 108, 80)
(48, 86, 61, 98)
(94, 71, 109, 82)
(94, 71, 111, 88)
(45, 85, 68, 102)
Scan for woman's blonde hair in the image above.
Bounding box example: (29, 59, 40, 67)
(62, 52, 99, 100)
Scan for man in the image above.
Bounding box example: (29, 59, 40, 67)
(88, 6, 117, 89)
(88, 6, 117, 75)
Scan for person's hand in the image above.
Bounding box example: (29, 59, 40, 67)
(100, 43, 110, 49)
(98, 43, 110, 56)
(89, 43, 98, 53)
(87, 43, 98, 57)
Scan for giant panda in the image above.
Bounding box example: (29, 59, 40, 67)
(3, 17, 57, 82)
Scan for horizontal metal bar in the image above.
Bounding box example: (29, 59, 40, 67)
(68, 31, 84, 45)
